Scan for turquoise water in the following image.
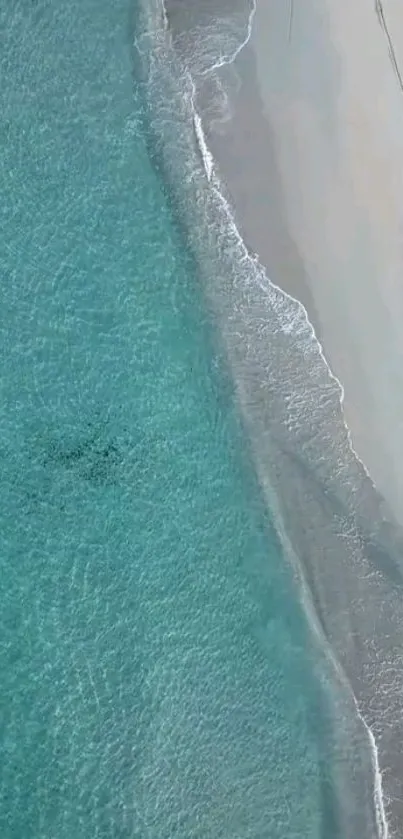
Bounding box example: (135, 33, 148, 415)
(0, 1, 329, 836)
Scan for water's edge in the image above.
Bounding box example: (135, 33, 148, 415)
(131, 0, 403, 835)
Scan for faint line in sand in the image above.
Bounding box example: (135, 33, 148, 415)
(375, 0, 403, 93)
(288, 0, 294, 43)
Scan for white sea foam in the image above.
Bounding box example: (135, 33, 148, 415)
(261, 474, 390, 839)
(187, 0, 375, 484)
(193, 106, 214, 182)
(146, 1, 390, 834)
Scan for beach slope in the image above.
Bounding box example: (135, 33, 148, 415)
(210, 0, 403, 528)
(162, 0, 403, 834)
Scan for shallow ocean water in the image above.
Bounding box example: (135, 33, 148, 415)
(0, 1, 348, 837)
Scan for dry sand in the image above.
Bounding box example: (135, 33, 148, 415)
(206, 0, 403, 527)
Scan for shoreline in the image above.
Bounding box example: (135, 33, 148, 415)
(194, 0, 402, 829)
(239, 0, 403, 530)
(200, 0, 403, 525)
(191, 28, 390, 835)
(138, 1, 403, 833)
(192, 96, 390, 833)
(192, 1, 403, 832)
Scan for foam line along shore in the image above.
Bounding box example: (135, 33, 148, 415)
(133, 0, 403, 834)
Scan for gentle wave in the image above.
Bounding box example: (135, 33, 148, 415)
(134, 1, 392, 834)
(186, 18, 389, 832)
(193, 92, 389, 839)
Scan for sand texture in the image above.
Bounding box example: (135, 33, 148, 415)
(205, 0, 403, 528)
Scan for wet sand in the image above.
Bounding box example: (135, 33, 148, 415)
(205, 0, 403, 529)
(201, 2, 403, 832)
(157, 0, 403, 833)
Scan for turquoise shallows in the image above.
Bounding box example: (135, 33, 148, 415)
(1, 1, 323, 836)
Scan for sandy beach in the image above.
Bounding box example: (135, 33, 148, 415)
(161, 0, 403, 834)
(205, 0, 403, 529)
(202, 1, 403, 832)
